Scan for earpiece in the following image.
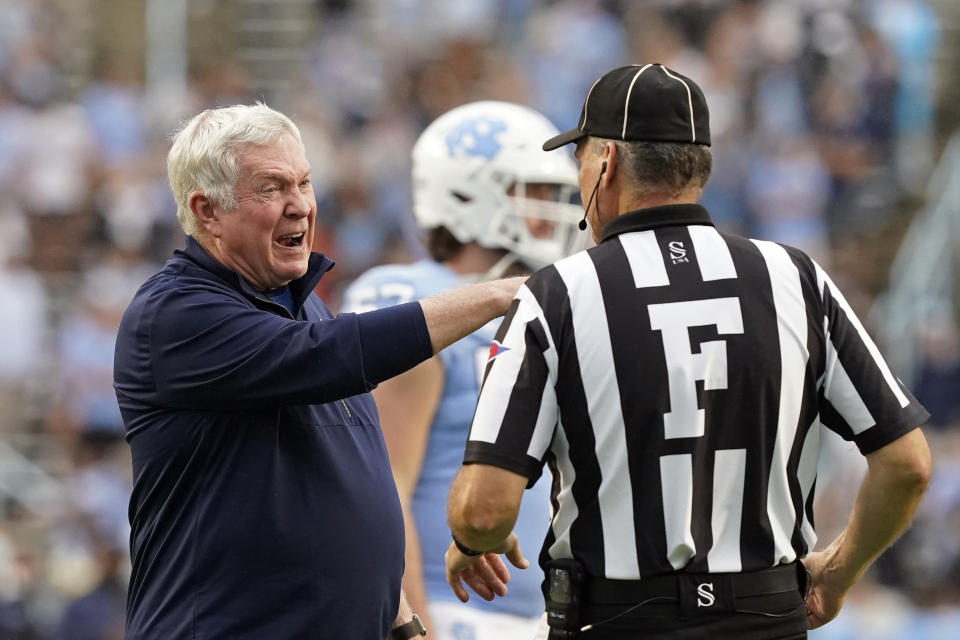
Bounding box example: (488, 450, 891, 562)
(578, 160, 608, 231)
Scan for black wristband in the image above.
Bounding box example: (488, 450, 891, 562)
(452, 534, 483, 557)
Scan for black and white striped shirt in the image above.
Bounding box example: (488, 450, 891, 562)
(464, 204, 928, 580)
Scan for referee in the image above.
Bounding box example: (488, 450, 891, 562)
(443, 64, 931, 639)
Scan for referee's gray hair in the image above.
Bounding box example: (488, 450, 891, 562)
(167, 102, 304, 237)
(590, 137, 712, 198)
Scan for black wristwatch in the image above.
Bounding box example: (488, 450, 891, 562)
(389, 613, 426, 639)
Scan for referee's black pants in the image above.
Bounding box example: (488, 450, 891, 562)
(574, 563, 807, 639)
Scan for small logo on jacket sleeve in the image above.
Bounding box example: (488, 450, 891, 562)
(488, 340, 510, 361)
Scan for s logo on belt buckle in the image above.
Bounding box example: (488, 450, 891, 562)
(678, 573, 735, 617)
(696, 582, 716, 608)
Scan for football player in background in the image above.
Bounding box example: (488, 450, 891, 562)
(344, 101, 583, 640)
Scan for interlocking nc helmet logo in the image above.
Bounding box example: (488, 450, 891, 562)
(445, 118, 507, 159)
(696, 582, 716, 607)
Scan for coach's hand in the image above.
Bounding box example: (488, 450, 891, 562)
(445, 533, 529, 603)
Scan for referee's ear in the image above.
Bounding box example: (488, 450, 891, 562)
(598, 141, 621, 218)
(600, 141, 617, 183)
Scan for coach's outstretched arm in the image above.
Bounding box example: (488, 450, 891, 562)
(419, 277, 525, 354)
(802, 427, 931, 629)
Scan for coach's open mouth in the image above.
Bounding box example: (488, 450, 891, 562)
(276, 232, 305, 248)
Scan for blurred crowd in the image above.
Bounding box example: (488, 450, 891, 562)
(0, 0, 957, 637)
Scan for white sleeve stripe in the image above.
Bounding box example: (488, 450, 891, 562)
(469, 324, 523, 443)
(471, 285, 557, 450)
(527, 381, 558, 460)
(823, 328, 876, 434)
(517, 284, 558, 363)
(815, 263, 910, 408)
(516, 285, 560, 461)
(470, 292, 535, 443)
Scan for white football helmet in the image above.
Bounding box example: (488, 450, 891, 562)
(412, 101, 584, 270)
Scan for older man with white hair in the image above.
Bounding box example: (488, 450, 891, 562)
(114, 103, 522, 639)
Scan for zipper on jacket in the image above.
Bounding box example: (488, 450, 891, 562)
(340, 399, 352, 419)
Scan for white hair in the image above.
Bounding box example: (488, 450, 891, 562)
(167, 102, 303, 237)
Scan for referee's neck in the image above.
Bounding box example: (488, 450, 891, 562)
(619, 187, 702, 217)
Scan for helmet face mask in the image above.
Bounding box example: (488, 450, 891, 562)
(502, 182, 584, 269)
(413, 101, 585, 270)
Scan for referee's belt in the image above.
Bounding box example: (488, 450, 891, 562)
(585, 562, 803, 609)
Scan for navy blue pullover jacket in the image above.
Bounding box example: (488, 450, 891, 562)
(114, 238, 433, 639)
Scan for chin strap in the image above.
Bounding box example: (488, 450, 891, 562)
(483, 253, 528, 280)
(453, 253, 528, 286)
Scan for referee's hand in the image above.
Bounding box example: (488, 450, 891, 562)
(445, 533, 529, 603)
(801, 550, 846, 629)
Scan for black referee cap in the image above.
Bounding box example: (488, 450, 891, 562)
(542, 63, 711, 151)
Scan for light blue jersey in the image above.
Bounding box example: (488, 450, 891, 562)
(344, 260, 550, 618)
